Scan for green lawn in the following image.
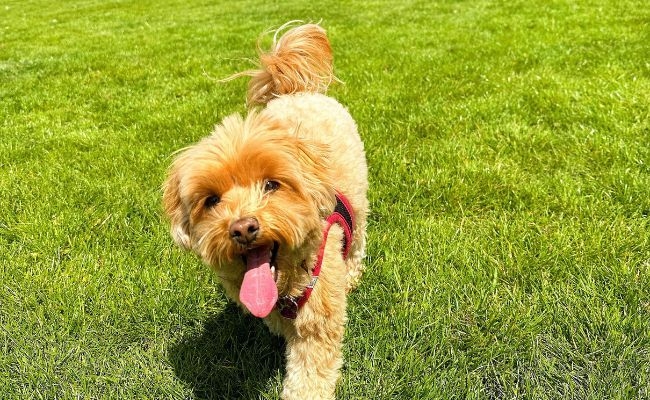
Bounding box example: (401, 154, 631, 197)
(2, 0, 649, 398)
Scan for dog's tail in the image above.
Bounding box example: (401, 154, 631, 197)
(227, 22, 338, 106)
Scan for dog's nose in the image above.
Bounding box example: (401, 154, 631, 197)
(229, 217, 260, 245)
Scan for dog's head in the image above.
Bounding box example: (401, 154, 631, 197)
(163, 112, 334, 316)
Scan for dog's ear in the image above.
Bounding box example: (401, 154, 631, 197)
(294, 138, 337, 217)
(162, 163, 192, 250)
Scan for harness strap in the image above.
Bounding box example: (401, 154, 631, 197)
(277, 192, 354, 319)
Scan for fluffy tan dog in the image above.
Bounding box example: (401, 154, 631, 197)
(163, 23, 368, 399)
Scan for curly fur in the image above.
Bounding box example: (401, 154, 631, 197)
(163, 23, 368, 400)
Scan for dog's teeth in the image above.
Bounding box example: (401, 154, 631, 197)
(271, 266, 276, 274)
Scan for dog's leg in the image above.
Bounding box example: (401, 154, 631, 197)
(281, 327, 344, 400)
(281, 249, 348, 400)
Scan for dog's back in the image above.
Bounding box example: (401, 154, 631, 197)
(236, 22, 368, 291)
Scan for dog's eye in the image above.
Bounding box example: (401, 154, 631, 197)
(204, 195, 220, 208)
(264, 180, 280, 193)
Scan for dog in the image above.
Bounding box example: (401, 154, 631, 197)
(163, 22, 368, 400)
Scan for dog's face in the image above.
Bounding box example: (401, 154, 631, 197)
(163, 112, 335, 314)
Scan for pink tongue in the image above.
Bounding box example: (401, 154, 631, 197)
(239, 246, 278, 318)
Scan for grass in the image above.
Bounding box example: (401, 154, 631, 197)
(1, 0, 649, 398)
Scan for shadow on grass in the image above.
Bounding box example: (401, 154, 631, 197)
(169, 303, 285, 399)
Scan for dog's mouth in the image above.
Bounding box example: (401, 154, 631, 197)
(241, 241, 279, 281)
(239, 242, 280, 318)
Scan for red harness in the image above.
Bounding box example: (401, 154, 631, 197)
(277, 192, 355, 319)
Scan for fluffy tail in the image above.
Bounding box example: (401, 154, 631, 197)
(229, 22, 338, 105)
